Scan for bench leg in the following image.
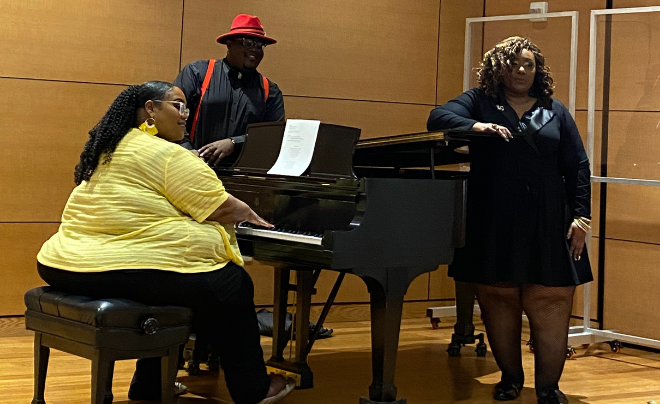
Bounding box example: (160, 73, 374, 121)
(161, 347, 180, 404)
(91, 350, 114, 404)
(32, 333, 49, 404)
(104, 361, 115, 404)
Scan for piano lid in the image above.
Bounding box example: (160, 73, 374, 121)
(353, 130, 470, 169)
(224, 121, 361, 180)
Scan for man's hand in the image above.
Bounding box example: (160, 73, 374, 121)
(199, 139, 235, 167)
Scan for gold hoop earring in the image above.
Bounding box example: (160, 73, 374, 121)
(139, 117, 158, 136)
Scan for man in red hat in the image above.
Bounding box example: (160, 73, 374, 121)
(174, 14, 284, 167)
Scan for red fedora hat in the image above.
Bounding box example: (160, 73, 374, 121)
(217, 14, 277, 45)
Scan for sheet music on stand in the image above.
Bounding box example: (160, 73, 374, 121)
(267, 119, 321, 176)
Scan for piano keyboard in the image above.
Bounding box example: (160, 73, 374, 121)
(236, 224, 323, 245)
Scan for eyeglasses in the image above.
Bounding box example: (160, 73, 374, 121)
(153, 100, 190, 118)
(509, 59, 535, 71)
(238, 37, 267, 50)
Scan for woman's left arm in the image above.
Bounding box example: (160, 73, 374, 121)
(558, 103, 591, 260)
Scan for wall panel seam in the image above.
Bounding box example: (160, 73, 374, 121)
(179, 0, 185, 72)
(603, 237, 660, 247)
(0, 222, 61, 224)
(283, 94, 436, 107)
(0, 76, 130, 87)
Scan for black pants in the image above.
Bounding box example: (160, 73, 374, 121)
(37, 262, 270, 404)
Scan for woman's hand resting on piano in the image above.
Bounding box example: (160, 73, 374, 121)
(206, 194, 273, 228)
(471, 122, 513, 141)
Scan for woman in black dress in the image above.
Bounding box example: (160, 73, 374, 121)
(427, 37, 591, 404)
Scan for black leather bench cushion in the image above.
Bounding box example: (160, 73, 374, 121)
(25, 287, 191, 329)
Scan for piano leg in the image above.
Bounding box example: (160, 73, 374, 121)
(266, 266, 314, 389)
(270, 266, 290, 362)
(361, 280, 407, 404)
(294, 269, 314, 388)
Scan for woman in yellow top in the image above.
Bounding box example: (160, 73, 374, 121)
(37, 81, 294, 404)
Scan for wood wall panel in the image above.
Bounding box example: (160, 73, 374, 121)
(604, 111, 660, 181)
(180, 0, 440, 104)
(602, 239, 660, 339)
(246, 262, 430, 307)
(614, 0, 660, 5)
(436, 0, 485, 105)
(312, 271, 429, 305)
(592, 112, 660, 245)
(429, 265, 456, 300)
(0, 79, 127, 222)
(605, 183, 660, 245)
(283, 96, 431, 139)
(599, 1, 660, 112)
(0, 0, 182, 84)
(483, 1, 606, 111)
(0, 224, 58, 315)
(243, 260, 274, 306)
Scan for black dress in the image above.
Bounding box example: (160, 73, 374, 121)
(427, 88, 592, 286)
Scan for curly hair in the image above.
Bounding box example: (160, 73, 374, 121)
(74, 81, 173, 185)
(477, 36, 554, 101)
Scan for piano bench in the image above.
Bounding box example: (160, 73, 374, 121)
(24, 286, 192, 404)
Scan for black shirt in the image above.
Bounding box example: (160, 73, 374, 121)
(174, 58, 285, 151)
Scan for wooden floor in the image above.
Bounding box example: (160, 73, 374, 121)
(2, 314, 660, 404)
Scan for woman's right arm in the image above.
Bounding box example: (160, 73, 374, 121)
(427, 90, 480, 131)
(427, 89, 511, 140)
(162, 147, 272, 228)
(206, 194, 272, 227)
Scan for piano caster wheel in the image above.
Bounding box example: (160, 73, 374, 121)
(430, 317, 441, 329)
(527, 339, 535, 353)
(447, 342, 461, 357)
(187, 361, 200, 375)
(566, 347, 576, 359)
(475, 342, 487, 357)
(608, 340, 622, 353)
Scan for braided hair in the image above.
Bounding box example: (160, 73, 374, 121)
(477, 36, 554, 102)
(74, 81, 174, 185)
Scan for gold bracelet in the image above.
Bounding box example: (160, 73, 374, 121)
(573, 217, 591, 232)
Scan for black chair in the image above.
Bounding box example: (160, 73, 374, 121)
(24, 286, 192, 404)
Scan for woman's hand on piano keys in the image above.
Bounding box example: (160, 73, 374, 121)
(241, 210, 273, 229)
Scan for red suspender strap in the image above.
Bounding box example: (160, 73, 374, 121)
(263, 76, 269, 101)
(189, 59, 217, 142)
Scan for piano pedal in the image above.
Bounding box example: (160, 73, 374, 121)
(266, 366, 302, 387)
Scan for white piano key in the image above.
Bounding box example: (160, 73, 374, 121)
(236, 227, 323, 245)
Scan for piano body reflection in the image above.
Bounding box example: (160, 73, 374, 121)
(215, 122, 468, 404)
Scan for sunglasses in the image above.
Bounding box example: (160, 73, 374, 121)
(237, 37, 267, 50)
(153, 100, 190, 118)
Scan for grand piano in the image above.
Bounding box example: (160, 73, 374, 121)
(215, 122, 469, 404)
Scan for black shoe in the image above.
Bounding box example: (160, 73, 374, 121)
(493, 381, 523, 401)
(537, 389, 568, 404)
